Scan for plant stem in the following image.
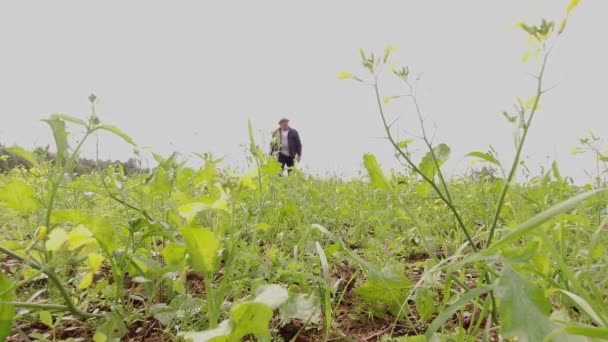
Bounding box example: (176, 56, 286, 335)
(372, 80, 478, 252)
(486, 48, 551, 247)
(0, 245, 103, 319)
(2, 302, 69, 311)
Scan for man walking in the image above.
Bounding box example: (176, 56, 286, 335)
(270, 117, 302, 172)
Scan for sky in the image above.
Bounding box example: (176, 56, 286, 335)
(0, 1, 606, 183)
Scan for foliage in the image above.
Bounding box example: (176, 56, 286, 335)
(0, 2, 605, 342)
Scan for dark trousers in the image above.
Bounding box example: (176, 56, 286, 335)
(278, 153, 295, 172)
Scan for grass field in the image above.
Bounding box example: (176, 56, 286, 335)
(1, 2, 608, 341)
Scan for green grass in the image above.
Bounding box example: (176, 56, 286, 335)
(1, 2, 607, 341)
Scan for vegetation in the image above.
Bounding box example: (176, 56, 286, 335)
(1, 1, 607, 341)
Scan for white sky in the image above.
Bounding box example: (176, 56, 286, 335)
(0, 1, 606, 183)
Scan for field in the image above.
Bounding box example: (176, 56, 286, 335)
(1, 2, 608, 342)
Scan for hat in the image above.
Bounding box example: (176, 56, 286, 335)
(278, 117, 289, 124)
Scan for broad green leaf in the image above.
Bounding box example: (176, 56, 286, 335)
(179, 320, 232, 342)
(50, 209, 88, 224)
(96, 125, 136, 146)
(78, 273, 94, 290)
(194, 162, 218, 185)
(39, 311, 53, 327)
(43, 118, 68, 163)
(252, 284, 289, 310)
(85, 216, 117, 254)
(261, 158, 282, 175)
(130, 254, 162, 278)
(495, 266, 564, 342)
(148, 168, 172, 195)
(87, 253, 105, 271)
(50, 113, 87, 126)
(0, 271, 14, 342)
(415, 287, 434, 321)
(355, 264, 412, 315)
(162, 243, 187, 270)
(46, 228, 69, 251)
(230, 302, 273, 340)
(95, 312, 128, 341)
(279, 293, 321, 325)
(363, 154, 390, 190)
(0, 179, 41, 214)
(2, 146, 38, 167)
(179, 199, 228, 223)
(416, 144, 450, 197)
(180, 226, 220, 276)
(68, 225, 96, 250)
(466, 151, 500, 166)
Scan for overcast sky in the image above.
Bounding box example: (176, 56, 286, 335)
(0, 1, 606, 183)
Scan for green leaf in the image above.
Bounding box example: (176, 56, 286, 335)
(363, 154, 390, 191)
(466, 151, 500, 166)
(337, 71, 352, 80)
(315, 242, 330, 281)
(96, 125, 136, 146)
(566, 0, 580, 14)
(85, 216, 117, 254)
(230, 302, 273, 340)
(252, 284, 289, 310)
(397, 139, 414, 149)
(547, 289, 606, 326)
(383, 44, 396, 63)
(50, 209, 88, 224)
(2, 146, 39, 167)
(162, 243, 187, 270)
(39, 310, 53, 327)
(425, 286, 490, 340)
(279, 293, 321, 325)
(252, 223, 272, 231)
(495, 266, 565, 342)
(355, 264, 412, 315)
(43, 118, 69, 163)
(559, 0, 580, 34)
(416, 144, 450, 196)
(0, 271, 15, 342)
(180, 320, 232, 342)
(552, 161, 562, 181)
(485, 189, 604, 255)
(180, 225, 220, 276)
(45, 228, 69, 251)
(0, 179, 41, 214)
(415, 287, 434, 321)
(562, 326, 608, 339)
(50, 113, 87, 127)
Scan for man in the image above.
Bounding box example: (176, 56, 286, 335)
(270, 117, 302, 172)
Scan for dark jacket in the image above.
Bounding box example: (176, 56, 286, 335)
(270, 128, 302, 158)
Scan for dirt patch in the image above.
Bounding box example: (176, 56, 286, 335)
(124, 318, 167, 342)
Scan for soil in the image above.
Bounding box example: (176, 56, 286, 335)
(2, 255, 499, 341)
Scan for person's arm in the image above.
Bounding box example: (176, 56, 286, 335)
(293, 130, 302, 161)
